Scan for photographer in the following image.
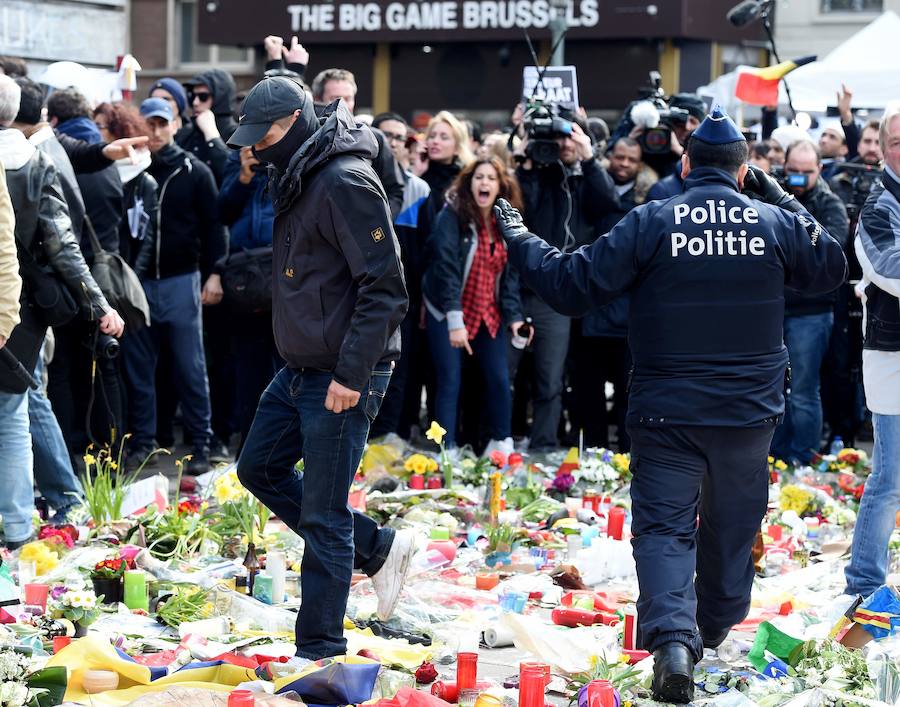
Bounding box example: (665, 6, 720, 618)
(771, 140, 849, 464)
(512, 110, 618, 450)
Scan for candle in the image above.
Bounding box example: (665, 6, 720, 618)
(768, 524, 783, 541)
(518, 664, 546, 707)
(586, 679, 616, 707)
(607, 506, 625, 540)
(23, 583, 49, 611)
(457, 651, 478, 689)
(267, 551, 286, 604)
(623, 605, 637, 650)
(123, 570, 149, 611)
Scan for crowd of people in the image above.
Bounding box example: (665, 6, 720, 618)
(0, 41, 887, 547)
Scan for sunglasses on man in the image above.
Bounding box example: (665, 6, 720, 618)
(190, 91, 212, 103)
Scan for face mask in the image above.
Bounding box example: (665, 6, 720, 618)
(252, 107, 320, 172)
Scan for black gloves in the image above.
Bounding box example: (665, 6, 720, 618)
(494, 198, 530, 242)
(742, 164, 803, 213)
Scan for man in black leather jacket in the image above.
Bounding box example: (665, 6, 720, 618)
(0, 75, 123, 547)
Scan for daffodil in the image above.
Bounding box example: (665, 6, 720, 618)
(767, 455, 775, 464)
(775, 459, 788, 471)
(83, 453, 96, 466)
(425, 421, 447, 445)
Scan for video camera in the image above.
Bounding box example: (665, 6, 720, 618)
(521, 100, 573, 166)
(623, 72, 691, 156)
(832, 162, 882, 221)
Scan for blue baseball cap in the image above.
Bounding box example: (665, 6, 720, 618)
(692, 106, 746, 145)
(140, 97, 174, 123)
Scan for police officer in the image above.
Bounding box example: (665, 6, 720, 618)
(493, 108, 847, 704)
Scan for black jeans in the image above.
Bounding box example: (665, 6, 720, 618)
(573, 331, 631, 451)
(237, 365, 395, 659)
(628, 423, 775, 661)
(232, 311, 283, 456)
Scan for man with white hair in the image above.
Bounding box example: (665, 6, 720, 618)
(0, 74, 124, 548)
(845, 101, 900, 599)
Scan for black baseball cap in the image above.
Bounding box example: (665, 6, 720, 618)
(228, 76, 310, 148)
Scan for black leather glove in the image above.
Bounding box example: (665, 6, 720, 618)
(493, 198, 530, 242)
(742, 164, 803, 213)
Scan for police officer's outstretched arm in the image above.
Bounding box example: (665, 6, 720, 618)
(744, 165, 848, 294)
(494, 198, 640, 317)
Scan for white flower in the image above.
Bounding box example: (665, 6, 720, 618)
(0, 680, 29, 707)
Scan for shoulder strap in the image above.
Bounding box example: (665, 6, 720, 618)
(83, 213, 106, 257)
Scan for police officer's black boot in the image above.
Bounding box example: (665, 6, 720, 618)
(700, 626, 730, 649)
(652, 642, 695, 704)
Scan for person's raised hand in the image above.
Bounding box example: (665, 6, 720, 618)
(102, 136, 149, 164)
(283, 36, 309, 66)
(194, 110, 220, 140)
(838, 83, 854, 124)
(570, 122, 593, 162)
(239, 147, 259, 184)
(99, 309, 125, 338)
(449, 328, 473, 355)
(493, 198, 529, 243)
(264, 35, 284, 61)
(325, 379, 360, 413)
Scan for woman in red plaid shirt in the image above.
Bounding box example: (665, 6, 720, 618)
(422, 156, 528, 454)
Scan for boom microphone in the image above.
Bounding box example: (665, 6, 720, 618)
(727, 0, 769, 27)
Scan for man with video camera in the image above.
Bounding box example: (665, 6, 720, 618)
(771, 140, 849, 464)
(512, 106, 618, 450)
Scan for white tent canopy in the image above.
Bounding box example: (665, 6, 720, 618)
(698, 11, 900, 114)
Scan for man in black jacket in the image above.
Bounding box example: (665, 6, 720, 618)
(771, 140, 849, 464)
(180, 69, 238, 185)
(121, 98, 226, 473)
(228, 76, 414, 660)
(513, 117, 619, 449)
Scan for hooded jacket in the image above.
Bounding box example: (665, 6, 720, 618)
(179, 70, 238, 185)
(218, 150, 273, 251)
(147, 142, 227, 281)
(268, 100, 408, 391)
(55, 117, 124, 263)
(0, 128, 109, 318)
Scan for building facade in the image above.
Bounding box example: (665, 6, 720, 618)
(774, 0, 894, 59)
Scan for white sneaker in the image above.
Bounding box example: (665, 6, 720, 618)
(372, 530, 417, 620)
(483, 437, 515, 457)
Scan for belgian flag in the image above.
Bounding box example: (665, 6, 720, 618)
(734, 56, 816, 106)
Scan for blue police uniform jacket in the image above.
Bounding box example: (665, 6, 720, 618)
(507, 167, 848, 427)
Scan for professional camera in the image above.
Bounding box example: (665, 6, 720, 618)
(626, 72, 691, 156)
(81, 329, 120, 360)
(521, 100, 573, 166)
(832, 162, 882, 222)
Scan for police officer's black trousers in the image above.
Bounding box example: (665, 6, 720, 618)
(629, 423, 775, 661)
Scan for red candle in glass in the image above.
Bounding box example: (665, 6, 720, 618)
(587, 680, 616, 707)
(408, 475, 425, 490)
(519, 661, 551, 687)
(518, 665, 546, 707)
(607, 506, 625, 540)
(768, 524, 783, 541)
(456, 651, 478, 689)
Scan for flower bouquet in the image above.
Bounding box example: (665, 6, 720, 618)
(0, 646, 67, 707)
(50, 588, 100, 636)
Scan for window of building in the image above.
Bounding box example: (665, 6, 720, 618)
(175, 0, 253, 68)
(820, 0, 883, 12)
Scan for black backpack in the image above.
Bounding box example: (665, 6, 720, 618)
(220, 246, 273, 314)
(84, 216, 150, 333)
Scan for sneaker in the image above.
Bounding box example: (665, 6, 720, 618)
(209, 440, 231, 464)
(372, 530, 417, 621)
(187, 452, 210, 475)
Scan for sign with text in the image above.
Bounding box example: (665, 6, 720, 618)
(522, 66, 578, 111)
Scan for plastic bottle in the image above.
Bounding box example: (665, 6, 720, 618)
(830, 436, 845, 455)
(717, 638, 742, 663)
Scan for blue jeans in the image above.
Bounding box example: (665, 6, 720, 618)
(426, 312, 512, 447)
(29, 355, 83, 512)
(845, 413, 900, 597)
(772, 312, 833, 463)
(0, 390, 35, 542)
(122, 271, 212, 451)
(237, 365, 395, 659)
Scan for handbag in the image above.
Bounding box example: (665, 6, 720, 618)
(220, 245, 273, 313)
(84, 216, 150, 333)
(16, 243, 79, 328)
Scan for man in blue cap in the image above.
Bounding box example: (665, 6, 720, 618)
(494, 107, 848, 702)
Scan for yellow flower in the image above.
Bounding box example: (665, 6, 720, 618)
(612, 453, 630, 472)
(426, 458, 439, 473)
(83, 453, 96, 466)
(775, 460, 788, 471)
(426, 421, 447, 445)
(109, 461, 118, 471)
(767, 456, 775, 464)
(780, 484, 814, 514)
